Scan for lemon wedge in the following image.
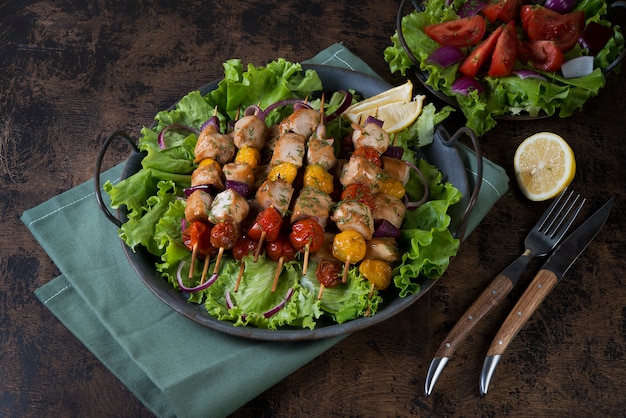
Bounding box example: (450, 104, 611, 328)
(514, 132, 576, 201)
(343, 81, 425, 133)
(344, 80, 414, 116)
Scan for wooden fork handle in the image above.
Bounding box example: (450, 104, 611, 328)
(433, 274, 514, 359)
(485, 269, 559, 357)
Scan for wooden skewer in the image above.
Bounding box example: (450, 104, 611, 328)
(200, 254, 211, 284)
(302, 243, 311, 275)
(234, 260, 245, 292)
(317, 284, 325, 300)
(364, 282, 375, 317)
(253, 230, 267, 262)
(341, 257, 351, 283)
(188, 243, 198, 279)
(213, 246, 225, 274)
(271, 256, 285, 293)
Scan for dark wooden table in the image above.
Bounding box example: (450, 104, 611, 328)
(2, 1, 625, 416)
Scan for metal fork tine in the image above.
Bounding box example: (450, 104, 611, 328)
(548, 194, 585, 240)
(542, 190, 576, 235)
(535, 187, 571, 231)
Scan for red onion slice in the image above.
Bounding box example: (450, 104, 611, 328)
(451, 76, 484, 95)
(176, 260, 219, 292)
(426, 46, 466, 68)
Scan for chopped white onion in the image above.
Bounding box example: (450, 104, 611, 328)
(561, 56, 595, 79)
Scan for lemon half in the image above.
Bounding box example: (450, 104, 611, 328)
(514, 132, 576, 201)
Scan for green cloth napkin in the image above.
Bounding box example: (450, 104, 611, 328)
(23, 43, 509, 418)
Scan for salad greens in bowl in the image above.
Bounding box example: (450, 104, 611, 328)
(96, 59, 475, 341)
(385, 0, 625, 136)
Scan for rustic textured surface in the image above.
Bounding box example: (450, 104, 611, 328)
(2, 0, 625, 416)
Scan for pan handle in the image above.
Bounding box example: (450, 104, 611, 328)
(442, 126, 483, 242)
(94, 131, 139, 228)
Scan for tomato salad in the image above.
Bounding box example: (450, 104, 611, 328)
(104, 59, 462, 330)
(385, 0, 624, 136)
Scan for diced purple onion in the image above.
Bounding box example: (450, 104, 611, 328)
(543, 0, 576, 13)
(176, 260, 219, 292)
(225, 180, 251, 198)
(451, 76, 484, 95)
(383, 145, 404, 159)
(457, 0, 488, 17)
(373, 220, 401, 238)
(426, 46, 466, 68)
(200, 116, 220, 132)
(365, 115, 384, 127)
(183, 184, 217, 197)
(513, 70, 547, 81)
(579, 22, 614, 54)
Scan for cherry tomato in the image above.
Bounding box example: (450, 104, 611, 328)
(517, 40, 564, 71)
(248, 206, 283, 242)
(341, 183, 375, 209)
(358, 259, 393, 291)
(459, 24, 504, 78)
(265, 236, 296, 262)
(332, 230, 366, 264)
(482, 0, 521, 23)
(526, 7, 585, 51)
(424, 15, 487, 47)
(488, 21, 517, 77)
(315, 260, 343, 288)
(353, 146, 381, 167)
(232, 233, 258, 260)
(210, 221, 239, 250)
(182, 221, 215, 255)
(289, 219, 324, 253)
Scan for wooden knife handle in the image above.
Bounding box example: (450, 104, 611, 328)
(434, 274, 514, 358)
(485, 269, 559, 357)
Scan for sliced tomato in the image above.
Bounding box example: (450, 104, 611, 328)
(498, 0, 522, 22)
(520, 5, 535, 32)
(517, 40, 564, 72)
(526, 7, 585, 50)
(481, 0, 504, 23)
(424, 15, 487, 47)
(488, 21, 517, 77)
(459, 24, 504, 77)
(482, 0, 521, 23)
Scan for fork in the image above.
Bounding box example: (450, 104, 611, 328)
(424, 188, 585, 396)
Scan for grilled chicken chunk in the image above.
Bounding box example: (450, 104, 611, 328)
(222, 162, 255, 186)
(331, 200, 374, 240)
(307, 137, 338, 171)
(351, 121, 390, 154)
(255, 178, 294, 216)
(184, 189, 213, 223)
(365, 237, 400, 263)
(290, 186, 334, 228)
(372, 193, 406, 229)
(232, 115, 268, 150)
(194, 125, 236, 165)
(191, 160, 225, 191)
(381, 156, 410, 186)
(339, 154, 383, 194)
(279, 107, 321, 138)
(270, 132, 306, 168)
(207, 188, 250, 225)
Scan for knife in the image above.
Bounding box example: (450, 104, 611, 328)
(479, 197, 614, 396)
